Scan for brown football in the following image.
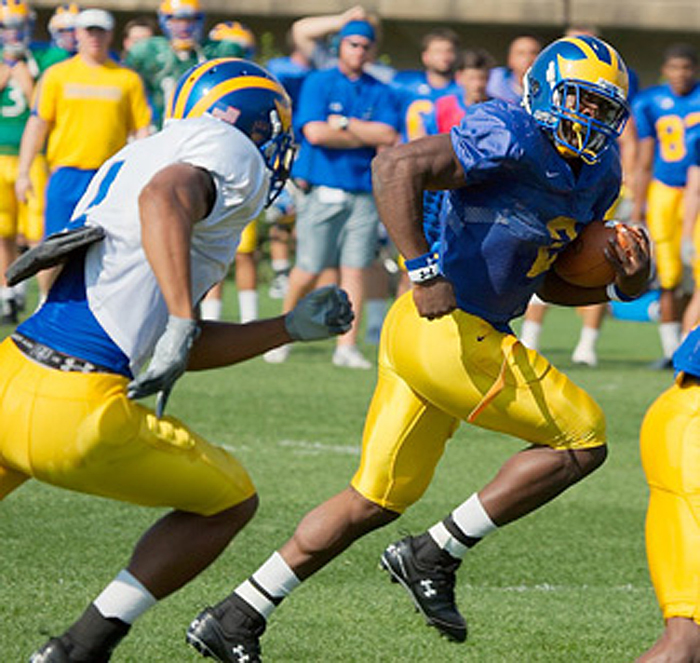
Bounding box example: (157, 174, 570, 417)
(553, 220, 617, 288)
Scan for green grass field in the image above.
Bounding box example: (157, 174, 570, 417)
(0, 286, 675, 662)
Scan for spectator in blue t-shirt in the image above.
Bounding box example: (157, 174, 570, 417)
(264, 19, 399, 369)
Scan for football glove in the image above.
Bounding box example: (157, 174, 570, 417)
(285, 285, 354, 341)
(127, 315, 200, 416)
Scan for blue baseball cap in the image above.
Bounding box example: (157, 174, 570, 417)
(338, 20, 375, 43)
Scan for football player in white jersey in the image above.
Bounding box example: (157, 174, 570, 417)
(0, 58, 353, 662)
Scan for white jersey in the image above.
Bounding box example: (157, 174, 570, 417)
(75, 115, 269, 374)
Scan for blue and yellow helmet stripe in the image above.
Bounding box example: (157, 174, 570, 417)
(555, 36, 629, 98)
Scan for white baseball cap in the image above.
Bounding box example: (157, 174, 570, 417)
(75, 9, 114, 31)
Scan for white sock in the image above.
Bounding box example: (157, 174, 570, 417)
(235, 552, 300, 620)
(1, 286, 13, 302)
(93, 570, 157, 625)
(429, 493, 498, 560)
(659, 321, 682, 358)
(271, 258, 290, 275)
(200, 298, 223, 321)
(576, 326, 599, 352)
(519, 320, 541, 351)
(238, 289, 258, 323)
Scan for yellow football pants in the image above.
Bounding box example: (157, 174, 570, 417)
(351, 293, 607, 513)
(0, 154, 48, 243)
(0, 338, 255, 515)
(641, 377, 700, 623)
(646, 180, 700, 289)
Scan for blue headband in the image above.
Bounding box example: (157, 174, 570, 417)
(339, 20, 375, 43)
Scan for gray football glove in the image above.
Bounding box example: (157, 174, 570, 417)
(127, 315, 200, 417)
(285, 285, 354, 341)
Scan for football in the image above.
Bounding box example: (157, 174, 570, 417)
(553, 220, 618, 287)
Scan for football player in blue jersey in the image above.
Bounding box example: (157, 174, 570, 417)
(631, 44, 700, 369)
(186, 37, 651, 662)
(0, 58, 354, 663)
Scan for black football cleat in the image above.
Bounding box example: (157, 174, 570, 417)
(187, 595, 266, 662)
(381, 534, 467, 642)
(29, 637, 72, 663)
(29, 606, 129, 663)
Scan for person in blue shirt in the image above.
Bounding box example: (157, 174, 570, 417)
(639, 323, 700, 660)
(186, 36, 651, 662)
(264, 19, 399, 370)
(391, 28, 462, 141)
(486, 33, 541, 105)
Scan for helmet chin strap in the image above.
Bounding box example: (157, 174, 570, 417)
(571, 122, 585, 151)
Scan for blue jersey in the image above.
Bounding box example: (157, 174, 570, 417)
(674, 325, 700, 377)
(632, 82, 700, 187)
(292, 67, 399, 192)
(265, 56, 310, 109)
(391, 70, 461, 141)
(486, 67, 523, 106)
(438, 100, 620, 331)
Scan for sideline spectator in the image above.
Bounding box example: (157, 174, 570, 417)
(16, 8, 151, 250)
(291, 5, 393, 82)
(392, 28, 462, 141)
(265, 19, 399, 368)
(126, 0, 206, 128)
(121, 16, 157, 60)
(47, 3, 80, 57)
(486, 33, 541, 104)
(631, 43, 700, 368)
(426, 47, 493, 135)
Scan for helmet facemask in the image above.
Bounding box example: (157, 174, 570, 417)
(550, 80, 629, 163)
(259, 107, 296, 207)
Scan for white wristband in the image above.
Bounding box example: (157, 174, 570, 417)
(407, 262, 441, 284)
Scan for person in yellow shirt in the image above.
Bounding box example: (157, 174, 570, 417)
(15, 9, 150, 245)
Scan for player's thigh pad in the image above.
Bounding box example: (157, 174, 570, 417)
(646, 180, 684, 289)
(0, 339, 254, 515)
(0, 155, 18, 237)
(641, 380, 700, 623)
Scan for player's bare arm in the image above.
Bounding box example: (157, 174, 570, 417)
(372, 133, 465, 319)
(138, 162, 215, 320)
(330, 117, 398, 148)
(303, 119, 365, 149)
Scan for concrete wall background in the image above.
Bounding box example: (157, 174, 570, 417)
(30, 1, 700, 87)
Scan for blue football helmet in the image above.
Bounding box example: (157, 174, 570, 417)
(523, 35, 630, 164)
(158, 0, 203, 51)
(165, 58, 295, 207)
